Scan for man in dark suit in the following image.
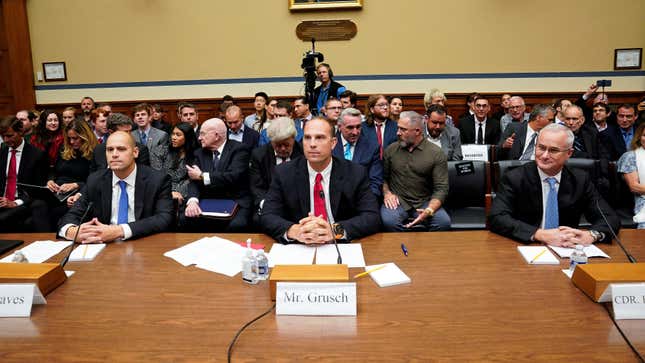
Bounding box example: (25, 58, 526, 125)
(497, 104, 555, 160)
(601, 104, 638, 161)
(332, 107, 383, 198)
(261, 117, 380, 244)
(58, 131, 173, 242)
(184, 118, 251, 231)
(362, 94, 398, 159)
(0, 116, 49, 232)
(458, 96, 501, 145)
(489, 123, 619, 246)
(225, 105, 259, 149)
(562, 105, 611, 160)
(90, 113, 150, 172)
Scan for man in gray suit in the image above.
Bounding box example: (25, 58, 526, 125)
(425, 104, 462, 161)
(132, 103, 169, 170)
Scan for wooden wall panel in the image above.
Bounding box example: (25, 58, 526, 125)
(2, 0, 35, 112)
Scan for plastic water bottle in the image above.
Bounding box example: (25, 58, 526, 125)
(242, 239, 259, 284)
(12, 250, 28, 263)
(256, 249, 269, 280)
(569, 244, 588, 272)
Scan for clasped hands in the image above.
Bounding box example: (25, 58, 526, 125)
(67, 218, 123, 244)
(534, 226, 595, 247)
(287, 213, 334, 245)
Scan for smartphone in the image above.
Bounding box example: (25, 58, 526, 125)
(596, 80, 612, 87)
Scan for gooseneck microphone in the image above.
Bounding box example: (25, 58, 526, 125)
(60, 202, 94, 267)
(595, 200, 637, 263)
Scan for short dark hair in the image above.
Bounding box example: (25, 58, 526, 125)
(592, 102, 610, 113)
(255, 92, 269, 101)
(426, 104, 447, 116)
(0, 115, 23, 134)
(617, 103, 636, 113)
(339, 90, 357, 105)
(294, 96, 309, 105)
(177, 102, 197, 114)
(275, 100, 293, 113)
(107, 112, 135, 132)
(222, 95, 234, 102)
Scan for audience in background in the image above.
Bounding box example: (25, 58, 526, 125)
(388, 96, 403, 121)
(226, 105, 259, 149)
(425, 104, 462, 161)
(30, 109, 64, 168)
(178, 102, 200, 134)
(458, 95, 501, 145)
(423, 89, 455, 127)
(618, 122, 645, 228)
(363, 94, 397, 159)
(161, 122, 198, 205)
(151, 104, 172, 134)
(90, 108, 110, 144)
(16, 110, 37, 143)
(244, 92, 269, 131)
(500, 96, 530, 132)
(313, 63, 346, 114)
(498, 104, 555, 160)
(62, 107, 78, 127)
(132, 103, 169, 170)
(80, 96, 95, 123)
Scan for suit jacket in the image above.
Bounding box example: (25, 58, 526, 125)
(497, 121, 532, 160)
(572, 124, 611, 160)
(249, 142, 303, 208)
(187, 140, 251, 208)
(152, 120, 172, 135)
(458, 114, 501, 145)
(332, 133, 383, 197)
(362, 119, 398, 157)
(58, 165, 174, 239)
(240, 127, 260, 149)
(132, 127, 169, 170)
(0, 141, 48, 204)
(439, 125, 463, 161)
(488, 162, 619, 243)
(90, 142, 151, 173)
(261, 156, 381, 242)
(602, 123, 633, 161)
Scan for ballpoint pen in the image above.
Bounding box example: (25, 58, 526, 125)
(401, 243, 408, 256)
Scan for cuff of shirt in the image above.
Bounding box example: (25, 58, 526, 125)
(120, 224, 133, 240)
(187, 197, 199, 207)
(14, 199, 24, 207)
(203, 172, 211, 186)
(59, 223, 75, 239)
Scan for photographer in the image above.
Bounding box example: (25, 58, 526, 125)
(313, 63, 346, 114)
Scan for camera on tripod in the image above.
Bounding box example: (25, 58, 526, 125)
(301, 39, 324, 115)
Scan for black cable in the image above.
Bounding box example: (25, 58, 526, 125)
(227, 303, 276, 363)
(603, 303, 644, 362)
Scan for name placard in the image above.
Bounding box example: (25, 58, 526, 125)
(611, 283, 645, 320)
(276, 282, 356, 316)
(461, 144, 489, 162)
(0, 284, 46, 317)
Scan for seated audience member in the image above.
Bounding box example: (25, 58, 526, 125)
(332, 107, 382, 198)
(80, 96, 95, 123)
(30, 109, 64, 168)
(132, 103, 169, 170)
(618, 122, 645, 228)
(161, 122, 198, 205)
(249, 117, 303, 222)
(178, 102, 200, 134)
(217, 95, 235, 119)
(498, 104, 555, 160)
(261, 117, 380, 243)
(458, 96, 501, 145)
(225, 105, 259, 149)
(151, 104, 172, 134)
(423, 88, 455, 127)
(90, 107, 110, 144)
(46, 120, 97, 227)
(603, 104, 639, 161)
(381, 111, 450, 232)
(562, 105, 610, 160)
(575, 83, 615, 125)
(293, 96, 313, 129)
(500, 96, 530, 132)
(314, 63, 346, 114)
(321, 98, 343, 128)
(339, 89, 358, 110)
(589, 102, 611, 132)
(492, 93, 512, 120)
(388, 96, 404, 122)
(457, 92, 480, 121)
(363, 94, 397, 159)
(265, 98, 278, 122)
(90, 113, 151, 172)
(184, 118, 251, 231)
(553, 98, 572, 125)
(58, 131, 173, 242)
(62, 107, 78, 127)
(96, 103, 112, 113)
(0, 116, 49, 232)
(259, 100, 302, 145)
(244, 92, 269, 131)
(425, 104, 463, 161)
(16, 110, 37, 142)
(489, 123, 619, 245)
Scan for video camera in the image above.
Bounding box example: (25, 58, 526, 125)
(301, 39, 324, 115)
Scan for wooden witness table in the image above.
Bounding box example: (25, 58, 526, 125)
(0, 231, 644, 362)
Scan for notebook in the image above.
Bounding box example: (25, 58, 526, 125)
(0, 239, 23, 256)
(366, 263, 411, 287)
(68, 244, 106, 262)
(199, 199, 239, 219)
(517, 246, 559, 265)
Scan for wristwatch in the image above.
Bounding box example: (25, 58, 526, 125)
(589, 230, 604, 242)
(332, 223, 346, 240)
(423, 207, 435, 217)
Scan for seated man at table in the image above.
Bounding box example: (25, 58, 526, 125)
(261, 117, 380, 244)
(58, 131, 174, 243)
(488, 123, 619, 246)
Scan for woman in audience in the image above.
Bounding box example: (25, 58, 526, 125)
(423, 89, 455, 126)
(388, 96, 404, 121)
(245, 92, 269, 132)
(161, 122, 198, 205)
(617, 122, 645, 228)
(30, 109, 64, 168)
(62, 107, 77, 127)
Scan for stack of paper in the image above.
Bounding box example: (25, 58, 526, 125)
(164, 236, 247, 277)
(315, 243, 366, 268)
(517, 246, 559, 265)
(365, 263, 411, 287)
(549, 245, 610, 259)
(267, 244, 316, 267)
(69, 244, 106, 262)
(0, 241, 72, 263)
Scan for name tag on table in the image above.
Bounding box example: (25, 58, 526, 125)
(611, 283, 645, 320)
(276, 282, 356, 316)
(0, 284, 46, 317)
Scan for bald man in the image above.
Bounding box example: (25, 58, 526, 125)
(184, 118, 252, 231)
(58, 131, 174, 243)
(225, 105, 259, 149)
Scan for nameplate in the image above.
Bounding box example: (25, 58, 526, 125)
(276, 282, 356, 316)
(461, 144, 489, 162)
(296, 20, 357, 41)
(0, 284, 46, 317)
(611, 283, 645, 320)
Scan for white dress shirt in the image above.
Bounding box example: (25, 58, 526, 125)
(522, 125, 539, 161)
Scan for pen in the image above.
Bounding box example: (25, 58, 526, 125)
(530, 248, 547, 264)
(401, 243, 408, 256)
(353, 265, 386, 279)
(82, 245, 88, 259)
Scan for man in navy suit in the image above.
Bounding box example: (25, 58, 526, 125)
(58, 131, 174, 242)
(602, 104, 638, 161)
(332, 107, 383, 198)
(362, 94, 398, 159)
(261, 117, 380, 244)
(225, 105, 259, 149)
(497, 104, 555, 160)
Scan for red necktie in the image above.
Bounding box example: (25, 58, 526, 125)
(376, 123, 383, 159)
(5, 149, 17, 201)
(313, 173, 328, 221)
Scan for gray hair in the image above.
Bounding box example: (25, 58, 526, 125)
(540, 123, 574, 149)
(400, 111, 424, 128)
(423, 88, 446, 109)
(529, 104, 555, 121)
(564, 104, 583, 116)
(510, 96, 525, 105)
(338, 107, 362, 125)
(267, 117, 297, 142)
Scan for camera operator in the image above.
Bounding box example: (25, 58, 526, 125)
(313, 63, 346, 115)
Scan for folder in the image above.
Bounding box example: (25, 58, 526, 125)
(0, 239, 23, 256)
(199, 199, 239, 219)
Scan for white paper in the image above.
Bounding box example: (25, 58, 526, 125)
(164, 236, 248, 277)
(561, 269, 574, 279)
(68, 244, 106, 262)
(517, 246, 560, 265)
(549, 245, 610, 259)
(315, 244, 366, 268)
(461, 144, 489, 161)
(0, 241, 72, 263)
(268, 244, 316, 267)
(365, 263, 411, 287)
(276, 282, 357, 316)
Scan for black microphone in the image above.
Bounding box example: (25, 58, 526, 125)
(60, 201, 94, 267)
(595, 200, 637, 263)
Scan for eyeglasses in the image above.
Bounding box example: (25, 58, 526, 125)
(326, 106, 342, 111)
(374, 103, 389, 109)
(536, 144, 570, 155)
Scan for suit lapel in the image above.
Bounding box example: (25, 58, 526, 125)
(513, 124, 528, 157)
(329, 159, 343, 218)
(295, 158, 310, 215)
(101, 171, 113, 222)
(134, 168, 145, 219)
(0, 146, 7, 190)
(218, 142, 234, 171)
(526, 165, 544, 213)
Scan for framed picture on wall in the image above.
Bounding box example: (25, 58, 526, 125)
(614, 48, 642, 70)
(289, 0, 362, 11)
(43, 62, 67, 81)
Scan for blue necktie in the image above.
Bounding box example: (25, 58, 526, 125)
(117, 180, 129, 224)
(140, 131, 147, 145)
(344, 143, 352, 160)
(544, 177, 559, 229)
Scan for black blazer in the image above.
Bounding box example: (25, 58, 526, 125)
(458, 114, 501, 145)
(572, 124, 611, 160)
(497, 121, 530, 160)
(0, 142, 48, 204)
(488, 162, 619, 243)
(90, 142, 151, 173)
(261, 156, 381, 242)
(58, 165, 174, 239)
(229, 127, 260, 150)
(249, 142, 303, 208)
(602, 123, 634, 161)
(332, 133, 383, 197)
